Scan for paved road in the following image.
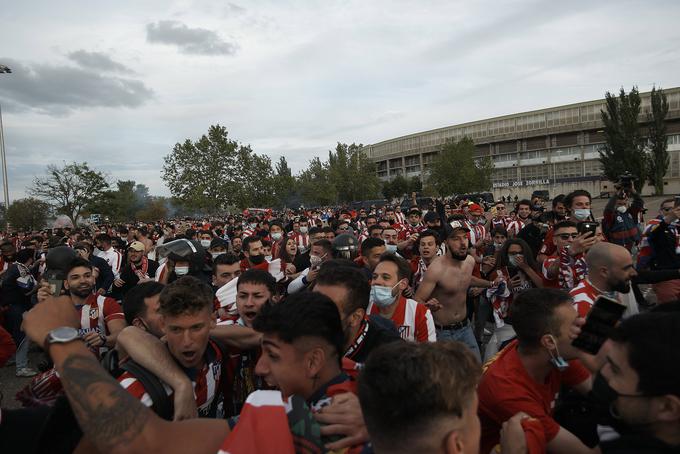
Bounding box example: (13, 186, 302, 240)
(1, 351, 44, 409)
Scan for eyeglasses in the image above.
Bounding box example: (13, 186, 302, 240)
(556, 233, 579, 240)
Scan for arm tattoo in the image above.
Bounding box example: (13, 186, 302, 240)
(60, 353, 152, 453)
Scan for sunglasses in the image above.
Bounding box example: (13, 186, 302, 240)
(556, 233, 579, 240)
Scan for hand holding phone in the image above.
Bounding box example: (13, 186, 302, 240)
(577, 221, 598, 238)
(571, 295, 625, 355)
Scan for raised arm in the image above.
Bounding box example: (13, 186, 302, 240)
(210, 324, 263, 350)
(116, 326, 197, 420)
(22, 297, 229, 454)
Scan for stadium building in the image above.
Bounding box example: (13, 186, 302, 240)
(365, 87, 680, 200)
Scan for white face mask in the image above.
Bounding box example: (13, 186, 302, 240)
(211, 252, 223, 259)
(616, 205, 627, 214)
(573, 209, 591, 221)
(299, 226, 309, 234)
(271, 232, 283, 241)
(174, 266, 189, 276)
(200, 239, 211, 248)
(265, 255, 273, 262)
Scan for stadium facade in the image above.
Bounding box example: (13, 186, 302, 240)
(365, 87, 680, 200)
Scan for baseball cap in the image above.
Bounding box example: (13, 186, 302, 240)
(468, 203, 483, 214)
(128, 241, 145, 252)
(408, 208, 422, 216)
(447, 220, 470, 237)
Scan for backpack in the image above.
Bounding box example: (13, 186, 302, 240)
(101, 349, 174, 420)
(101, 337, 228, 420)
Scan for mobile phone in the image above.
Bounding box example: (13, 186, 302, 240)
(571, 295, 626, 355)
(674, 195, 680, 207)
(48, 278, 63, 296)
(577, 221, 598, 237)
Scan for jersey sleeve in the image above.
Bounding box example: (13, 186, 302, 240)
(415, 304, 437, 343)
(103, 298, 125, 322)
(118, 371, 154, 407)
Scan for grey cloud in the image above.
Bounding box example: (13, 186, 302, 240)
(146, 20, 238, 56)
(67, 50, 131, 73)
(0, 58, 153, 115)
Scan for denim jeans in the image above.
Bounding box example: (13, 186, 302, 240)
(436, 324, 481, 361)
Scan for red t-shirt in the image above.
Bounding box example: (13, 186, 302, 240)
(478, 340, 590, 454)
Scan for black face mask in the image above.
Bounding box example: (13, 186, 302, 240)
(590, 372, 652, 435)
(249, 254, 265, 265)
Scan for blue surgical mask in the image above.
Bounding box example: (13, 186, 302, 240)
(573, 209, 591, 221)
(385, 243, 397, 254)
(370, 281, 401, 308)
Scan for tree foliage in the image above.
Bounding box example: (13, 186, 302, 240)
(29, 161, 109, 226)
(162, 125, 275, 212)
(599, 87, 647, 189)
(382, 175, 423, 200)
(272, 156, 297, 208)
(298, 143, 380, 206)
(426, 137, 493, 196)
(646, 86, 670, 195)
(7, 197, 51, 231)
(136, 197, 169, 221)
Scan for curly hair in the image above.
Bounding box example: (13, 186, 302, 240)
(158, 276, 213, 317)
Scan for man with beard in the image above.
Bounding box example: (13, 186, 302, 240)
(16, 257, 126, 406)
(239, 236, 268, 271)
(113, 241, 159, 299)
(56, 257, 127, 356)
(415, 222, 495, 359)
(314, 264, 401, 363)
(570, 242, 638, 317)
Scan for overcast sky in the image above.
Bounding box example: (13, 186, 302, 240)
(2, 0, 680, 200)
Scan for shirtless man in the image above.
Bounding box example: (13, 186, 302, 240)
(415, 222, 494, 360)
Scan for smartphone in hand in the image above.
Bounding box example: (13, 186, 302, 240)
(571, 295, 625, 355)
(577, 221, 598, 237)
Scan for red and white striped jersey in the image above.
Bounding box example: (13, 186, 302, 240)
(118, 340, 224, 417)
(506, 219, 526, 237)
(569, 279, 602, 318)
(367, 295, 436, 342)
(464, 221, 487, 247)
(288, 232, 310, 252)
(490, 216, 512, 231)
(78, 294, 124, 336)
(395, 211, 406, 225)
(242, 229, 255, 239)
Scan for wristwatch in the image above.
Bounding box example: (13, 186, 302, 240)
(44, 327, 81, 351)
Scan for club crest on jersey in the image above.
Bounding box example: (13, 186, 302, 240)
(89, 307, 99, 319)
(211, 362, 221, 378)
(398, 325, 411, 340)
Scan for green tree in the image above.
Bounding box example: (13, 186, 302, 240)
(272, 156, 297, 208)
(29, 161, 109, 226)
(298, 157, 337, 206)
(7, 197, 51, 231)
(162, 125, 274, 211)
(407, 176, 423, 195)
(427, 137, 493, 196)
(388, 175, 409, 200)
(381, 180, 393, 199)
(598, 87, 647, 189)
(326, 143, 380, 203)
(646, 86, 670, 195)
(136, 197, 169, 221)
(88, 180, 139, 222)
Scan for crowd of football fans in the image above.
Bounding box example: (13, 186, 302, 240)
(0, 184, 679, 453)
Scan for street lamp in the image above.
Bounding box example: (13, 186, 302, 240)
(0, 64, 11, 231)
